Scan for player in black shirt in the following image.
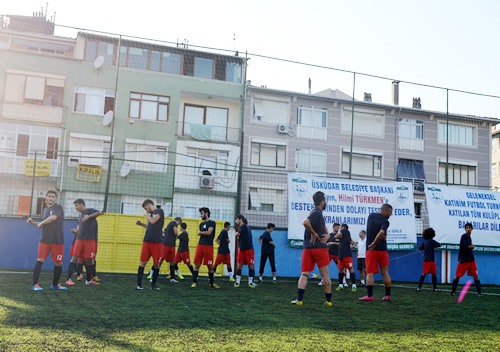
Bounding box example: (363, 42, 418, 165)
(191, 207, 219, 289)
(213, 222, 235, 282)
(175, 222, 194, 275)
(417, 228, 441, 291)
(258, 223, 277, 283)
(334, 224, 358, 292)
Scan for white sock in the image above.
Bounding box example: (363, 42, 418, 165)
(248, 276, 253, 285)
(149, 269, 153, 276)
(361, 279, 365, 284)
(259, 276, 263, 281)
(229, 272, 234, 279)
(273, 277, 277, 281)
(352, 284, 357, 288)
(176, 269, 180, 275)
(236, 275, 241, 284)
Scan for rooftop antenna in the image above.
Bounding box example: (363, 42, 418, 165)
(233, 33, 235, 52)
(45, 3, 49, 19)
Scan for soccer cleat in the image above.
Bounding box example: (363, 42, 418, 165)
(170, 278, 179, 283)
(324, 301, 333, 307)
(250, 282, 258, 287)
(336, 286, 344, 291)
(358, 295, 374, 301)
(31, 284, 44, 291)
(65, 279, 76, 286)
(229, 278, 236, 282)
(273, 279, 277, 284)
(343, 283, 349, 287)
(77, 274, 83, 281)
(177, 274, 184, 280)
(351, 286, 357, 292)
(417, 287, 422, 291)
(92, 276, 101, 282)
(359, 282, 366, 287)
(318, 281, 323, 286)
(85, 280, 100, 286)
(191, 283, 197, 288)
(257, 278, 263, 283)
(447, 292, 455, 296)
(136, 286, 144, 290)
(477, 294, 484, 298)
(50, 284, 68, 290)
(248, 283, 257, 288)
(233, 283, 240, 288)
(382, 295, 392, 301)
(291, 299, 303, 305)
(151, 285, 160, 291)
(147, 273, 152, 279)
(433, 288, 440, 292)
(209, 283, 220, 289)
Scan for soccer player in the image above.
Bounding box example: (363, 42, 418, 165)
(213, 222, 235, 282)
(26, 190, 68, 291)
(234, 214, 257, 288)
(258, 223, 277, 283)
(334, 224, 357, 292)
(66, 199, 102, 286)
(357, 230, 367, 286)
(359, 203, 393, 302)
(448, 223, 483, 297)
(417, 227, 441, 291)
(291, 191, 332, 306)
(319, 222, 340, 286)
(160, 217, 182, 283)
(191, 207, 219, 289)
(135, 199, 164, 291)
(175, 222, 194, 275)
(65, 227, 83, 285)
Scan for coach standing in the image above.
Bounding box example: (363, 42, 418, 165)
(359, 203, 393, 302)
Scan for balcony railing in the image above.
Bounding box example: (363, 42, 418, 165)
(178, 122, 240, 143)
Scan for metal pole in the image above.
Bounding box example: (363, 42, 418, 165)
(29, 150, 37, 218)
(103, 35, 122, 212)
(348, 73, 356, 179)
(446, 89, 449, 186)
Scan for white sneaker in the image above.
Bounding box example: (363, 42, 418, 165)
(318, 280, 323, 286)
(170, 278, 179, 283)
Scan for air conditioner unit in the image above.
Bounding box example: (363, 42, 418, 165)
(278, 124, 289, 134)
(200, 175, 215, 189)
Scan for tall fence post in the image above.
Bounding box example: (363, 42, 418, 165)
(29, 150, 37, 218)
(348, 72, 356, 179)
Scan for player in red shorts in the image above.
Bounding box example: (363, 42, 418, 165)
(234, 215, 256, 288)
(191, 207, 219, 289)
(417, 227, 441, 292)
(175, 222, 194, 275)
(319, 223, 340, 286)
(334, 224, 358, 292)
(26, 190, 67, 291)
(359, 203, 393, 302)
(65, 227, 84, 285)
(448, 223, 483, 297)
(213, 222, 234, 282)
(65, 199, 102, 286)
(159, 217, 182, 283)
(135, 199, 164, 291)
(291, 191, 332, 306)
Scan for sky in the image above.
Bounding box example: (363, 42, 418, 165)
(3, 0, 500, 119)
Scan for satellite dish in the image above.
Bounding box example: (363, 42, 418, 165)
(103, 110, 113, 126)
(119, 162, 131, 177)
(93, 56, 105, 69)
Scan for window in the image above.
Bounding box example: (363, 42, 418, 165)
(248, 187, 285, 213)
(397, 159, 425, 191)
(185, 148, 229, 176)
(253, 96, 290, 124)
(162, 52, 182, 74)
(129, 93, 169, 122)
(68, 134, 111, 167)
(492, 138, 497, 152)
(342, 107, 384, 137)
(296, 105, 328, 140)
(4, 72, 64, 107)
(438, 123, 475, 147)
(184, 105, 228, 141)
(74, 86, 115, 116)
(226, 62, 242, 83)
(84, 40, 115, 65)
(295, 148, 327, 175)
(194, 57, 213, 79)
(342, 150, 382, 177)
(16, 135, 29, 157)
(493, 163, 497, 177)
(250, 141, 286, 168)
(125, 139, 169, 173)
(399, 118, 424, 151)
(438, 162, 476, 186)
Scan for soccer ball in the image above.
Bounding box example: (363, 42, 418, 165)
(310, 273, 319, 279)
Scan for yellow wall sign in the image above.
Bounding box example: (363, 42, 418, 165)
(24, 159, 50, 177)
(76, 164, 102, 183)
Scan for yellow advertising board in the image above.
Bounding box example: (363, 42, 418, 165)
(76, 164, 102, 183)
(24, 159, 50, 177)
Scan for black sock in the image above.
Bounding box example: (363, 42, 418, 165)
(33, 260, 43, 286)
(188, 265, 194, 275)
(351, 272, 356, 285)
(385, 286, 391, 296)
(297, 288, 305, 301)
(193, 270, 199, 283)
(249, 270, 255, 281)
(227, 268, 232, 273)
(325, 293, 332, 302)
(474, 279, 481, 295)
(418, 275, 425, 289)
(237, 269, 242, 276)
(137, 266, 144, 287)
(209, 272, 214, 285)
(170, 267, 175, 279)
(67, 262, 75, 280)
(85, 263, 94, 281)
(52, 265, 62, 286)
(152, 268, 159, 285)
(174, 263, 179, 271)
(367, 285, 374, 297)
(76, 262, 84, 276)
(93, 260, 97, 277)
(432, 276, 437, 290)
(338, 272, 344, 286)
(451, 278, 459, 294)
(150, 264, 155, 272)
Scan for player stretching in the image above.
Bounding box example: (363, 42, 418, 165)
(160, 217, 182, 283)
(417, 228, 441, 291)
(234, 214, 257, 288)
(27, 190, 67, 291)
(359, 203, 393, 302)
(448, 223, 483, 297)
(291, 191, 332, 306)
(65, 227, 83, 285)
(191, 207, 219, 289)
(258, 223, 277, 283)
(213, 222, 235, 282)
(319, 223, 340, 287)
(334, 224, 357, 292)
(135, 200, 164, 291)
(175, 222, 194, 275)
(66, 199, 102, 286)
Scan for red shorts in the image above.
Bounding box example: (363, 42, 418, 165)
(194, 244, 214, 266)
(455, 260, 478, 278)
(423, 261, 437, 274)
(161, 245, 176, 262)
(140, 242, 162, 264)
(237, 249, 254, 265)
(73, 239, 97, 259)
(301, 248, 330, 272)
(366, 250, 389, 274)
(175, 251, 191, 265)
(329, 255, 338, 264)
(37, 243, 64, 262)
(215, 253, 231, 265)
(338, 256, 353, 270)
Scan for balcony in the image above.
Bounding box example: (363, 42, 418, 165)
(398, 137, 424, 152)
(2, 101, 65, 124)
(0, 152, 60, 177)
(177, 122, 240, 144)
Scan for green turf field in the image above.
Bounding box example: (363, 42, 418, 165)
(0, 270, 499, 351)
